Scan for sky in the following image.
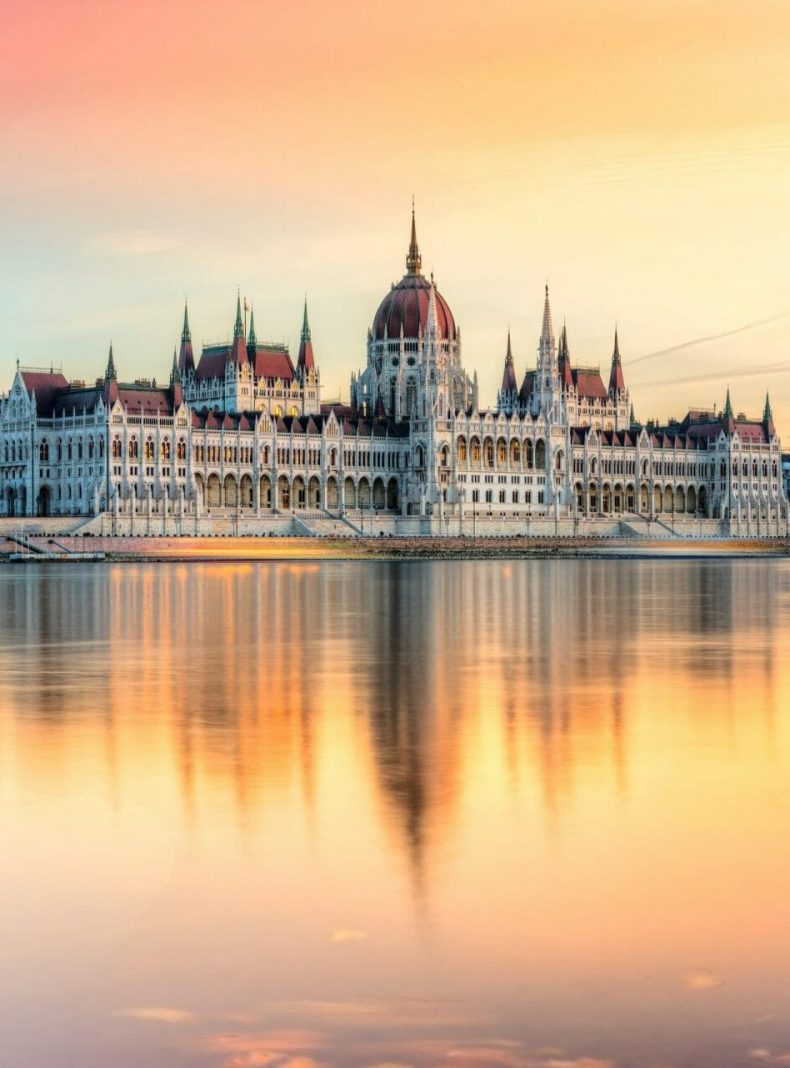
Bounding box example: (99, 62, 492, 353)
(2, 0, 790, 425)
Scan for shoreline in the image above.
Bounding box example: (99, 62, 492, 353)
(3, 534, 790, 563)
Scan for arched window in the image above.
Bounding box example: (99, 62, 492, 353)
(144, 438, 154, 462)
(112, 436, 122, 459)
(39, 441, 49, 462)
(128, 437, 138, 460)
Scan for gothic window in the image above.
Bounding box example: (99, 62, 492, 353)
(112, 436, 121, 459)
(39, 441, 49, 462)
(129, 437, 138, 460)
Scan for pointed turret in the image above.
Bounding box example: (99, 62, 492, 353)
(229, 292, 247, 367)
(540, 284, 555, 350)
(406, 201, 422, 275)
(297, 298, 315, 378)
(500, 330, 517, 393)
(425, 281, 440, 340)
(105, 341, 116, 381)
(764, 391, 775, 437)
(103, 342, 119, 405)
(722, 386, 736, 434)
(178, 300, 195, 373)
(170, 346, 183, 407)
(558, 322, 573, 389)
(248, 305, 257, 346)
(608, 327, 625, 395)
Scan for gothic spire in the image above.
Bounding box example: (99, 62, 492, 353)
(500, 329, 517, 393)
(723, 386, 733, 418)
(425, 280, 440, 339)
(105, 341, 116, 381)
(229, 291, 248, 367)
(179, 300, 195, 373)
(248, 305, 257, 346)
(764, 391, 773, 421)
(234, 290, 244, 339)
(540, 284, 554, 348)
(297, 297, 315, 377)
(608, 325, 625, 395)
(406, 200, 422, 275)
(558, 321, 573, 389)
(170, 346, 183, 406)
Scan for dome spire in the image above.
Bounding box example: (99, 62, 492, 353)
(406, 197, 422, 275)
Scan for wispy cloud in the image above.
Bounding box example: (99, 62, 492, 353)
(116, 1005, 195, 1024)
(684, 970, 725, 991)
(330, 928, 368, 944)
(86, 229, 182, 256)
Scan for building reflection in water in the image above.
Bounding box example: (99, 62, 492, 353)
(2, 559, 790, 1068)
(0, 559, 781, 869)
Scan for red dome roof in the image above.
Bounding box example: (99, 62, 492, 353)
(372, 273, 456, 341)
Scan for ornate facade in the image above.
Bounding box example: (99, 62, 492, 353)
(1, 211, 787, 532)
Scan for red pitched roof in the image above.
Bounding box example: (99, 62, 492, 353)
(573, 368, 607, 400)
(117, 388, 174, 415)
(21, 371, 70, 416)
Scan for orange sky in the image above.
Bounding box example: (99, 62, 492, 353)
(2, 0, 790, 423)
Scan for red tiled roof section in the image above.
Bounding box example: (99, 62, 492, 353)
(252, 348, 294, 381)
(117, 388, 174, 415)
(195, 349, 228, 381)
(572, 369, 607, 400)
(735, 422, 767, 443)
(21, 372, 70, 415)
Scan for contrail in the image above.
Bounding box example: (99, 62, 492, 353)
(627, 312, 790, 366)
(636, 361, 790, 390)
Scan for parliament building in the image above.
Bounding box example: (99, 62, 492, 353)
(1, 212, 787, 535)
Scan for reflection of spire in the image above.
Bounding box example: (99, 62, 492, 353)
(406, 200, 422, 275)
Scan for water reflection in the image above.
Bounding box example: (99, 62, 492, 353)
(1, 560, 790, 1067)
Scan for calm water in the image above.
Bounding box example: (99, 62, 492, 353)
(2, 560, 790, 1068)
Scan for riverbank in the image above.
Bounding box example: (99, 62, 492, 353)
(3, 533, 790, 562)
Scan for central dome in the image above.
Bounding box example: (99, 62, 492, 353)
(371, 211, 457, 341)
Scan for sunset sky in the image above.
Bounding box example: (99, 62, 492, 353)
(2, 0, 790, 424)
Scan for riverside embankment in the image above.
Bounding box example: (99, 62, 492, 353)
(3, 532, 790, 562)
